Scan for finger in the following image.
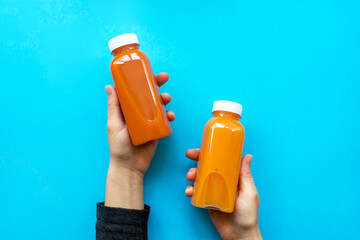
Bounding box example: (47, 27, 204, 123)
(166, 110, 175, 122)
(155, 72, 169, 87)
(186, 168, 197, 181)
(239, 154, 257, 192)
(185, 148, 200, 161)
(160, 92, 171, 106)
(106, 85, 125, 131)
(241, 154, 253, 180)
(185, 185, 194, 197)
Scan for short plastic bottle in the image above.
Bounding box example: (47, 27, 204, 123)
(192, 100, 245, 213)
(108, 33, 172, 145)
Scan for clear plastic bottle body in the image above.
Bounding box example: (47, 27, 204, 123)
(192, 111, 245, 213)
(110, 44, 172, 145)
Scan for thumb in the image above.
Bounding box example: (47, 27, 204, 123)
(105, 85, 125, 131)
(239, 154, 256, 191)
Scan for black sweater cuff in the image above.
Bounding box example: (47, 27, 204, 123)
(96, 202, 150, 240)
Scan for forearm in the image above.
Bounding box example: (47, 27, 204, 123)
(105, 160, 145, 209)
(96, 160, 149, 239)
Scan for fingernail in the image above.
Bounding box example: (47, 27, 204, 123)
(105, 86, 111, 96)
(185, 186, 191, 194)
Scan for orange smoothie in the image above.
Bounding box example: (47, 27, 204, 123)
(108, 33, 172, 145)
(192, 100, 245, 213)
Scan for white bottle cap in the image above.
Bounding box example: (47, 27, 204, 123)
(108, 33, 139, 53)
(212, 100, 243, 117)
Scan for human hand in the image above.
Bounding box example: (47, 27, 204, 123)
(104, 72, 175, 209)
(185, 149, 262, 240)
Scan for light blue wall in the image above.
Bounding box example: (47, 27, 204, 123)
(1, 0, 359, 239)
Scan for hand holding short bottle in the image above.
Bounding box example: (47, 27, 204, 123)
(104, 72, 175, 209)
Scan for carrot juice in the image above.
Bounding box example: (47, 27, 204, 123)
(108, 33, 172, 145)
(192, 100, 245, 213)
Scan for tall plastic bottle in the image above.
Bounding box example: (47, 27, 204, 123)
(192, 100, 245, 213)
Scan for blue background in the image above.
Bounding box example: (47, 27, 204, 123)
(1, 0, 360, 239)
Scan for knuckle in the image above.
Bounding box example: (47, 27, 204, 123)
(107, 101, 114, 108)
(247, 190, 259, 202)
(243, 218, 259, 229)
(254, 193, 260, 203)
(107, 122, 119, 132)
(244, 171, 253, 179)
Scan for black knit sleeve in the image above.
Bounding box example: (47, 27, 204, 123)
(96, 202, 150, 240)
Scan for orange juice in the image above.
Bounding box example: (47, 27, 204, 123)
(108, 33, 172, 145)
(192, 100, 245, 213)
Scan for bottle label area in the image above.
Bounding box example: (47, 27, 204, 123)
(121, 59, 157, 122)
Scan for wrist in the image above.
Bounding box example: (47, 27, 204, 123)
(234, 225, 262, 240)
(108, 159, 145, 184)
(222, 225, 262, 240)
(105, 160, 145, 209)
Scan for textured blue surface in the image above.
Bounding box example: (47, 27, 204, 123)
(1, 0, 360, 239)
